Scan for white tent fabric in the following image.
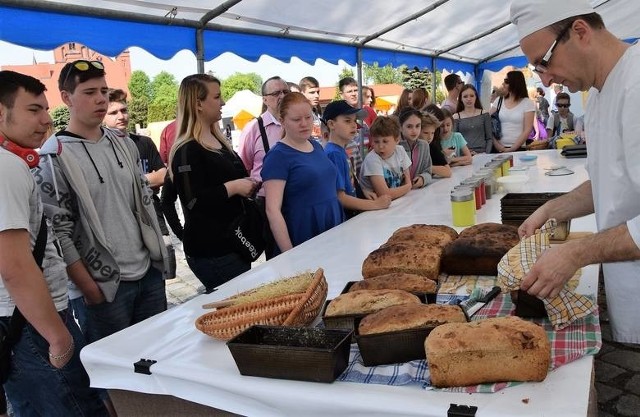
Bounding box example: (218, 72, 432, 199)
(1, 0, 638, 76)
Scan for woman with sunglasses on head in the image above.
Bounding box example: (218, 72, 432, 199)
(491, 70, 536, 152)
(454, 84, 493, 154)
(169, 74, 259, 293)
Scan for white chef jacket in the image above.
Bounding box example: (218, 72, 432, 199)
(586, 42, 640, 343)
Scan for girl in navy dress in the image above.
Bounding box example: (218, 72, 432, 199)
(262, 92, 344, 255)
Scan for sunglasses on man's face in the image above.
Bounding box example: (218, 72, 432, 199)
(61, 60, 105, 90)
(556, 103, 570, 108)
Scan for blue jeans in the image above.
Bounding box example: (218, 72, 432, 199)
(86, 266, 167, 343)
(2, 309, 108, 417)
(186, 252, 250, 293)
(69, 296, 88, 335)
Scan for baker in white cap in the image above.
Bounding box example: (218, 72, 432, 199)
(513, 0, 640, 344)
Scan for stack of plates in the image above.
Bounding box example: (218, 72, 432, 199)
(500, 192, 566, 227)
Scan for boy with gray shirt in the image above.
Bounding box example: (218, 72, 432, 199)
(0, 70, 107, 416)
(34, 60, 168, 343)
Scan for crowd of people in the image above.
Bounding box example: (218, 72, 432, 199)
(5, 0, 639, 412)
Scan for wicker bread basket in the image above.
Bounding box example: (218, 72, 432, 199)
(195, 268, 328, 340)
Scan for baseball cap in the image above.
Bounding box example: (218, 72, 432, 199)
(322, 100, 365, 123)
(510, 0, 596, 41)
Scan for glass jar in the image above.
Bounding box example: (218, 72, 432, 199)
(451, 189, 475, 227)
(460, 178, 483, 209)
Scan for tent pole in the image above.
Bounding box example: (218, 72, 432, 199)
(431, 57, 437, 106)
(356, 48, 364, 106)
(356, 47, 366, 161)
(196, 29, 205, 74)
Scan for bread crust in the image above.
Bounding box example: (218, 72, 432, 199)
(425, 316, 551, 387)
(325, 289, 420, 317)
(351, 273, 437, 293)
(362, 243, 442, 280)
(359, 304, 467, 335)
(440, 223, 520, 275)
(386, 224, 458, 247)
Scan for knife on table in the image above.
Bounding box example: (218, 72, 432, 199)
(458, 286, 501, 320)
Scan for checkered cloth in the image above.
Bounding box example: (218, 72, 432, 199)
(497, 219, 596, 329)
(337, 293, 601, 393)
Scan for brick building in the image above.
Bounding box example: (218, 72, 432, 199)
(2, 42, 131, 110)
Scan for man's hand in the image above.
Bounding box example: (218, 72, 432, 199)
(521, 244, 581, 299)
(518, 205, 550, 238)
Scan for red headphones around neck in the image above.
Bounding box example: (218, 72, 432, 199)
(0, 135, 40, 168)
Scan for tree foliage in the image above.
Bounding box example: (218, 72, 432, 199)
(221, 72, 262, 101)
(363, 63, 404, 85)
(142, 72, 178, 123)
(128, 70, 152, 102)
(50, 105, 70, 132)
(150, 71, 177, 101)
(128, 97, 148, 130)
(401, 67, 445, 105)
(147, 82, 178, 123)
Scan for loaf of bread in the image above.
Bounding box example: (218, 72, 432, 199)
(386, 224, 458, 248)
(425, 316, 550, 387)
(325, 289, 420, 317)
(350, 273, 437, 293)
(362, 243, 442, 280)
(359, 304, 467, 335)
(440, 223, 520, 275)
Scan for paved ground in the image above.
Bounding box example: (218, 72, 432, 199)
(166, 240, 634, 417)
(594, 279, 640, 417)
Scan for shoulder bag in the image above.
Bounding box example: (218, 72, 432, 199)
(178, 145, 265, 262)
(226, 197, 266, 262)
(490, 97, 503, 140)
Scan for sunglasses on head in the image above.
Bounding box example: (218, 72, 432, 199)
(61, 60, 105, 90)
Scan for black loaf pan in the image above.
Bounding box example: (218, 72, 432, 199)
(227, 325, 352, 383)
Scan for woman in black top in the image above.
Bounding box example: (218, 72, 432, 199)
(169, 74, 258, 293)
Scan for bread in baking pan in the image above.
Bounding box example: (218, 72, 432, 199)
(325, 289, 421, 317)
(351, 273, 437, 293)
(385, 224, 458, 248)
(425, 316, 551, 387)
(359, 303, 467, 335)
(361, 242, 442, 280)
(440, 223, 520, 276)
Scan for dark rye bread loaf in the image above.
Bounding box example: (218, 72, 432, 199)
(350, 273, 437, 293)
(440, 223, 520, 275)
(425, 316, 551, 387)
(361, 242, 442, 280)
(359, 304, 467, 335)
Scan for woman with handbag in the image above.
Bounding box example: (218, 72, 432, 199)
(169, 74, 260, 293)
(262, 92, 344, 255)
(491, 71, 536, 152)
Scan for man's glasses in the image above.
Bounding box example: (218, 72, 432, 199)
(61, 60, 105, 90)
(263, 89, 290, 97)
(530, 23, 572, 75)
(556, 103, 570, 108)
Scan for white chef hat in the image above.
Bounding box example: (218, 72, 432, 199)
(510, 0, 596, 40)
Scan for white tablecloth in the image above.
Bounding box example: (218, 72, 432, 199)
(82, 150, 599, 417)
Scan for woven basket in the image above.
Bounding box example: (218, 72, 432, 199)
(195, 268, 328, 340)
